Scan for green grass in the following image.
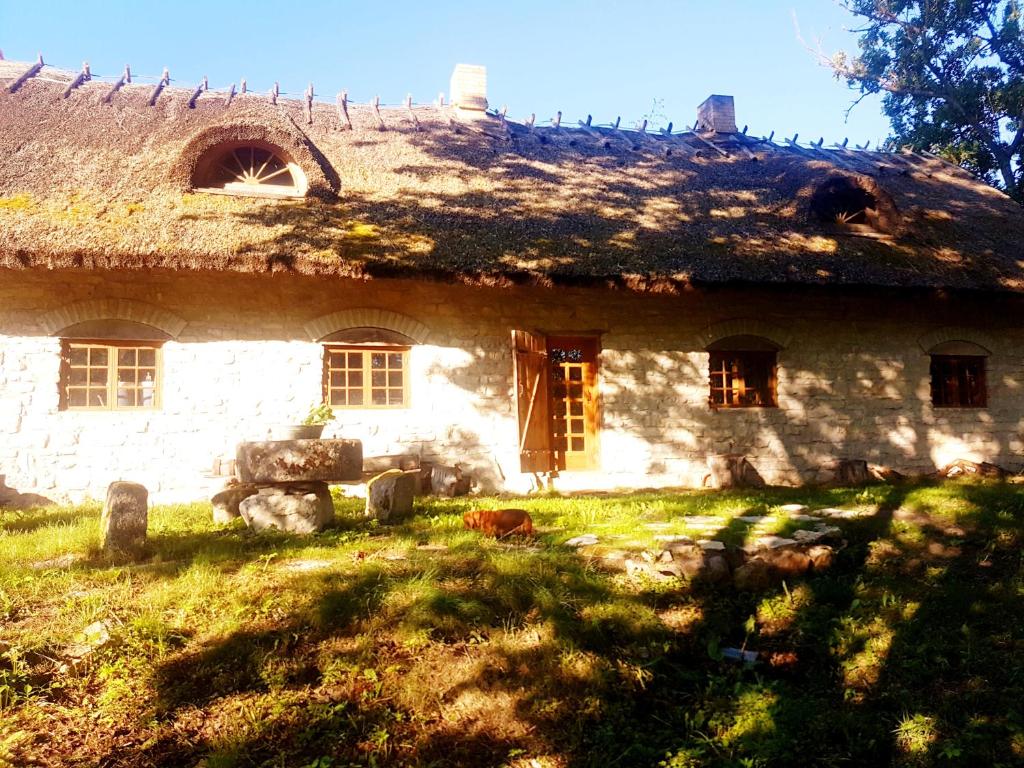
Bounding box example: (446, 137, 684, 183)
(1, 481, 1024, 767)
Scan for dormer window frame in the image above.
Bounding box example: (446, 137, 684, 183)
(191, 140, 308, 200)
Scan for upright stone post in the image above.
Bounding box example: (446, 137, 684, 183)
(100, 481, 148, 555)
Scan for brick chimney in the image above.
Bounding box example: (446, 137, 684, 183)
(696, 94, 737, 133)
(450, 63, 488, 115)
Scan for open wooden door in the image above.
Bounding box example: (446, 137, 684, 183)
(512, 330, 553, 473)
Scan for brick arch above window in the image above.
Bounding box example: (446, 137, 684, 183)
(303, 308, 432, 345)
(918, 327, 996, 356)
(41, 299, 186, 339)
(696, 318, 790, 351)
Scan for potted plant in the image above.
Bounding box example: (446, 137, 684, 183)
(277, 403, 334, 440)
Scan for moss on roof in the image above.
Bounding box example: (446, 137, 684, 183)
(1, 59, 1023, 294)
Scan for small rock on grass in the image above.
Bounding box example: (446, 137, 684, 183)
(565, 534, 599, 547)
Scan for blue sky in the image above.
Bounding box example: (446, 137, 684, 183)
(0, 0, 890, 145)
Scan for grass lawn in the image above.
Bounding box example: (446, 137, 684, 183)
(2, 481, 1024, 767)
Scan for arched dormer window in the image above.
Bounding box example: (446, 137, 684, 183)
(192, 141, 307, 199)
(706, 335, 780, 409)
(809, 175, 899, 235)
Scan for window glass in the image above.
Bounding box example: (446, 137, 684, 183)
(324, 345, 409, 408)
(930, 355, 986, 408)
(60, 340, 161, 410)
(708, 350, 777, 408)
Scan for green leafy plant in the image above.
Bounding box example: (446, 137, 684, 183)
(302, 403, 335, 426)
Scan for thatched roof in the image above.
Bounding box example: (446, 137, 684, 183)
(2, 57, 1023, 294)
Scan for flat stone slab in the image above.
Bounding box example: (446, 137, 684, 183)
(746, 535, 797, 552)
(565, 534, 599, 547)
(778, 504, 809, 513)
(654, 534, 693, 543)
(737, 516, 767, 524)
(815, 507, 869, 519)
(684, 516, 727, 526)
(236, 439, 362, 483)
(239, 482, 334, 533)
(697, 540, 726, 551)
(793, 529, 827, 544)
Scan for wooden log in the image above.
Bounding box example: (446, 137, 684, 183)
(336, 90, 352, 130)
(372, 95, 385, 130)
(8, 53, 44, 93)
(405, 94, 420, 130)
(187, 75, 207, 108)
(62, 61, 91, 98)
(102, 65, 131, 104)
(148, 67, 169, 106)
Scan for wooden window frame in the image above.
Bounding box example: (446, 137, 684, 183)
(930, 354, 987, 409)
(708, 350, 778, 409)
(59, 339, 163, 412)
(323, 344, 411, 410)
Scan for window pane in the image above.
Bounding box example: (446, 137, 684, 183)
(90, 348, 108, 366)
(118, 349, 136, 366)
(68, 389, 87, 407)
(118, 367, 137, 385)
(89, 368, 107, 385)
(91, 389, 108, 407)
(388, 371, 403, 387)
(329, 390, 346, 406)
(371, 353, 385, 369)
(388, 389, 403, 404)
(138, 349, 156, 367)
(69, 368, 88, 385)
(330, 371, 344, 388)
(388, 353, 403, 369)
(70, 347, 88, 366)
(348, 352, 361, 368)
(349, 390, 364, 406)
(372, 389, 387, 405)
(372, 370, 386, 387)
(349, 371, 363, 387)
(571, 437, 585, 452)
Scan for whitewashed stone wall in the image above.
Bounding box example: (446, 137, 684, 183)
(0, 269, 1022, 502)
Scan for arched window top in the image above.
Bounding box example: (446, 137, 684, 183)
(321, 327, 417, 345)
(57, 319, 171, 341)
(927, 340, 991, 357)
(706, 334, 781, 352)
(192, 140, 308, 199)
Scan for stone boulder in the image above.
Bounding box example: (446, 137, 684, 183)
(733, 558, 774, 591)
(236, 439, 362, 483)
(100, 481, 148, 554)
(365, 469, 418, 522)
(211, 483, 259, 525)
(239, 482, 334, 534)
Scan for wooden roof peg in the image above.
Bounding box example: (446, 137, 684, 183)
(552, 111, 562, 130)
(498, 104, 508, 130)
(269, 82, 279, 105)
(336, 90, 352, 130)
(372, 95, 385, 130)
(187, 76, 207, 108)
(0, 49, 4, 60)
(438, 92, 445, 107)
(224, 82, 236, 106)
(148, 67, 169, 106)
(742, 124, 748, 135)
(856, 140, 869, 150)
(584, 114, 592, 127)
(62, 61, 91, 98)
(526, 113, 535, 131)
(102, 64, 131, 104)
(767, 130, 775, 143)
(813, 137, 824, 148)
(666, 121, 673, 133)
(406, 94, 421, 131)
(240, 78, 246, 94)
(304, 82, 314, 124)
(638, 119, 648, 135)
(613, 116, 621, 129)
(8, 53, 44, 93)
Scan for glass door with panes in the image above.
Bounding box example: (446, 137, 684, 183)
(547, 337, 599, 470)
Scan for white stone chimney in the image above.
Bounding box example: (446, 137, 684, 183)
(450, 63, 488, 116)
(696, 94, 737, 133)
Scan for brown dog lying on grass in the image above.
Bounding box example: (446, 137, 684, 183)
(463, 508, 534, 539)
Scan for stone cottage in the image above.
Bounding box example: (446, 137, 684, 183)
(1, 57, 1023, 503)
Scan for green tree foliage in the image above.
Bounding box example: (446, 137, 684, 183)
(831, 1, 1024, 201)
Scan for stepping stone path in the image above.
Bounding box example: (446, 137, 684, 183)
(565, 534, 599, 547)
(737, 515, 767, 524)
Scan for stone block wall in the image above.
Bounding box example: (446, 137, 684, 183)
(0, 268, 1022, 502)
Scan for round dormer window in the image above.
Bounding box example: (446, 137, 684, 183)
(192, 140, 308, 198)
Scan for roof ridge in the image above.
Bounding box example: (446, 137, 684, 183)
(0, 55, 973, 177)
